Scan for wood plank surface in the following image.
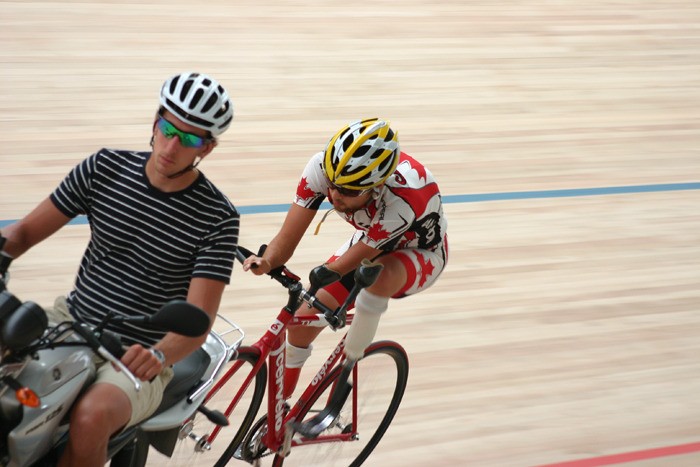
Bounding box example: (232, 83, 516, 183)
(1, 1, 699, 465)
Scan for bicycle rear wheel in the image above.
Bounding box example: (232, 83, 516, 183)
(272, 341, 409, 467)
(156, 346, 267, 467)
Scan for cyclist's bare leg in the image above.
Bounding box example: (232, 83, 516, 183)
(284, 289, 339, 398)
(365, 254, 408, 297)
(288, 288, 340, 347)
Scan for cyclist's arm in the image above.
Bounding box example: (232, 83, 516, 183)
(243, 203, 316, 273)
(0, 197, 71, 258)
(326, 240, 383, 277)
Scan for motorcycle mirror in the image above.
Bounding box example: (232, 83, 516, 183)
(0, 290, 22, 323)
(147, 300, 210, 337)
(1, 301, 48, 350)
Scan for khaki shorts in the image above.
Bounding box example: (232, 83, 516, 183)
(48, 296, 175, 428)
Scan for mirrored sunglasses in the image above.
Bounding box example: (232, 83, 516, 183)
(156, 117, 210, 148)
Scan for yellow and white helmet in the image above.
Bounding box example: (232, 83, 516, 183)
(323, 118, 400, 191)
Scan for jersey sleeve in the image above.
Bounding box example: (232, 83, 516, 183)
(293, 152, 327, 210)
(50, 151, 100, 218)
(192, 210, 240, 284)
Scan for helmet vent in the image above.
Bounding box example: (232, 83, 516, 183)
(169, 76, 179, 94)
(342, 133, 355, 151)
(377, 154, 393, 172)
(202, 93, 218, 113)
(180, 80, 193, 101)
(190, 89, 204, 108)
(354, 145, 370, 158)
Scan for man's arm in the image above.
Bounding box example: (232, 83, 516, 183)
(121, 277, 225, 381)
(160, 276, 224, 362)
(326, 240, 383, 277)
(243, 203, 317, 274)
(1, 197, 71, 258)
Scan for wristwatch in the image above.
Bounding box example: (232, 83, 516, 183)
(149, 347, 166, 366)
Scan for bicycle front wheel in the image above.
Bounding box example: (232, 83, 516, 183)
(156, 346, 267, 467)
(273, 341, 409, 467)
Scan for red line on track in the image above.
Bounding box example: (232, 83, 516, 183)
(537, 442, 700, 466)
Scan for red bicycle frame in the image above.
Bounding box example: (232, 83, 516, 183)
(202, 302, 357, 454)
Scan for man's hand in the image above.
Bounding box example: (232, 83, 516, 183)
(242, 255, 271, 275)
(121, 344, 164, 381)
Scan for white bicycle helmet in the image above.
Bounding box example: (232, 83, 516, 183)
(323, 118, 400, 191)
(159, 72, 234, 137)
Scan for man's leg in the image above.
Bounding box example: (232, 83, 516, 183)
(58, 360, 173, 467)
(58, 383, 131, 467)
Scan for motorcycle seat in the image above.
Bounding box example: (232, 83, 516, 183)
(154, 348, 210, 414)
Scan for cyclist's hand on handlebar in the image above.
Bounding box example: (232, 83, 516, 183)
(242, 255, 271, 275)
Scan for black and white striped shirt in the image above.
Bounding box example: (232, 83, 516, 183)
(51, 148, 239, 346)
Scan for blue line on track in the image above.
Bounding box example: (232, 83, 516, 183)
(1, 182, 698, 228)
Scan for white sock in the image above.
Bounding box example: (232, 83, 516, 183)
(286, 342, 313, 368)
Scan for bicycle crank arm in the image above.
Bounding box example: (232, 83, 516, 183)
(292, 362, 353, 438)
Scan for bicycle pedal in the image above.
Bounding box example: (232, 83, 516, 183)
(291, 407, 338, 439)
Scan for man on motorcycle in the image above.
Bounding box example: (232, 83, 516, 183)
(0, 72, 238, 467)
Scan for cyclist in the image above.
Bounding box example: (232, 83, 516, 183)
(243, 117, 448, 399)
(0, 72, 238, 467)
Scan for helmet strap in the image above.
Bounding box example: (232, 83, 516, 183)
(371, 184, 386, 200)
(314, 208, 336, 236)
(166, 157, 202, 179)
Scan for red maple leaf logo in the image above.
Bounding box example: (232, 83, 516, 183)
(368, 222, 391, 242)
(296, 177, 316, 200)
(414, 164, 427, 182)
(401, 153, 427, 182)
(416, 252, 435, 287)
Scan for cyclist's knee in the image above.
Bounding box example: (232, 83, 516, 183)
(367, 255, 408, 297)
(288, 325, 322, 348)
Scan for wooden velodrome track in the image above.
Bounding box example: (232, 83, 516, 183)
(2, 1, 699, 465)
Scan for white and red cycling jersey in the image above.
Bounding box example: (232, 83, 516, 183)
(294, 151, 448, 299)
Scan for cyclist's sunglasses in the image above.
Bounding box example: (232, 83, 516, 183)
(156, 117, 211, 148)
(325, 177, 371, 198)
